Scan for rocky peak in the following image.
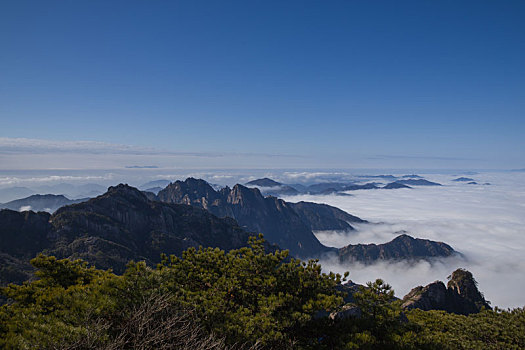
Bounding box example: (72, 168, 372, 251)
(402, 269, 491, 315)
(227, 184, 265, 205)
(155, 177, 366, 258)
(447, 268, 491, 310)
(338, 233, 456, 263)
(106, 184, 149, 203)
(158, 178, 220, 207)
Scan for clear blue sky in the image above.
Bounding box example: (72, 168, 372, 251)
(1, 0, 524, 169)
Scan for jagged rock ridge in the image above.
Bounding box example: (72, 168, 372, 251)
(0, 184, 253, 282)
(401, 268, 491, 315)
(157, 178, 342, 257)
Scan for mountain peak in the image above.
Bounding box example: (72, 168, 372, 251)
(246, 178, 282, 187)
(338, 233, 456, 263)
(106, 184, 148, 202)
(402, 268, 491, 315)
(447, 268, 490, 310)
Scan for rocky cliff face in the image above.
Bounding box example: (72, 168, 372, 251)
(0, 184, 253, 284)
(0, 210, 52, 258)
(338, 234, 456, 263)
(158, 178, 354, 257)
(49, 184, 250, 272)
(402, 268, 491, 315)
(0, 210, 52, 287)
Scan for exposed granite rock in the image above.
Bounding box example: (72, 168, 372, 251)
(157, 178, 364, 257)
(402, 269, 491, 315)
(49, 184, 251, 272)
(330, 304, 362, 320)
(0, 184, 253, 285)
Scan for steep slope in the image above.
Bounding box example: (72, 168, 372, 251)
(49, 184, 251, 272)
(158, 178, 332, 257)
(0, 210, 53, 287)
(0, 210, 52, 259)
(401, 268, 491, 315)
(0, 184, 254, 284)
(338, 234, 456, 263)
(288, 201, 366, 231)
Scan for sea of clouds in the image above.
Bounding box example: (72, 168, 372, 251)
(2, 166, 524, 308)
(282, 172, 525, 309)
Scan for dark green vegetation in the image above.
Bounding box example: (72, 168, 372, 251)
(1, 237, 523, 350)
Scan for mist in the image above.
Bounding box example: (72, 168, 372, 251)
(282, 172, 525, 309)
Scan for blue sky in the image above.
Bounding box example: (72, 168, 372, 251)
(1, 0, 524, 169)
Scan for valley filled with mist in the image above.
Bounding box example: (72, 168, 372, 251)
(2, 167, 524, 308)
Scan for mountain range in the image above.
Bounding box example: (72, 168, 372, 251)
(156, 178, 338, 257)
(0, 183, 106, 203)
(243, 176, 442, 197)
(0, 194, 88, 213)
(0, 184, 251, 287)
(0, 179, 458, 290)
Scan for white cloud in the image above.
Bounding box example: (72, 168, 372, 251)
(283, 172, 525, 309)
(0, 137, 305, 170)
(0, 174, 116, 187)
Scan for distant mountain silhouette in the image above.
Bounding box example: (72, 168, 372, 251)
(246, 178, 282, 187)
(452, 177, 475, 182)
(338, 233, 456, 263)
(1, 194, 87, 213)
(383, 182, 411, 189)
(138, 179, 171, 190)
(0, 187, 36, 203)
(245, 178, 300, 196)
(144, 186, 163, 194)
(401, 174, 423, 179)
(393, 179, 442, 186)
(288, 201, 365, 231)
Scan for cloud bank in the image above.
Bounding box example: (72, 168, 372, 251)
(282, 172, 525, 309)
(0, 137, 305, 170)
